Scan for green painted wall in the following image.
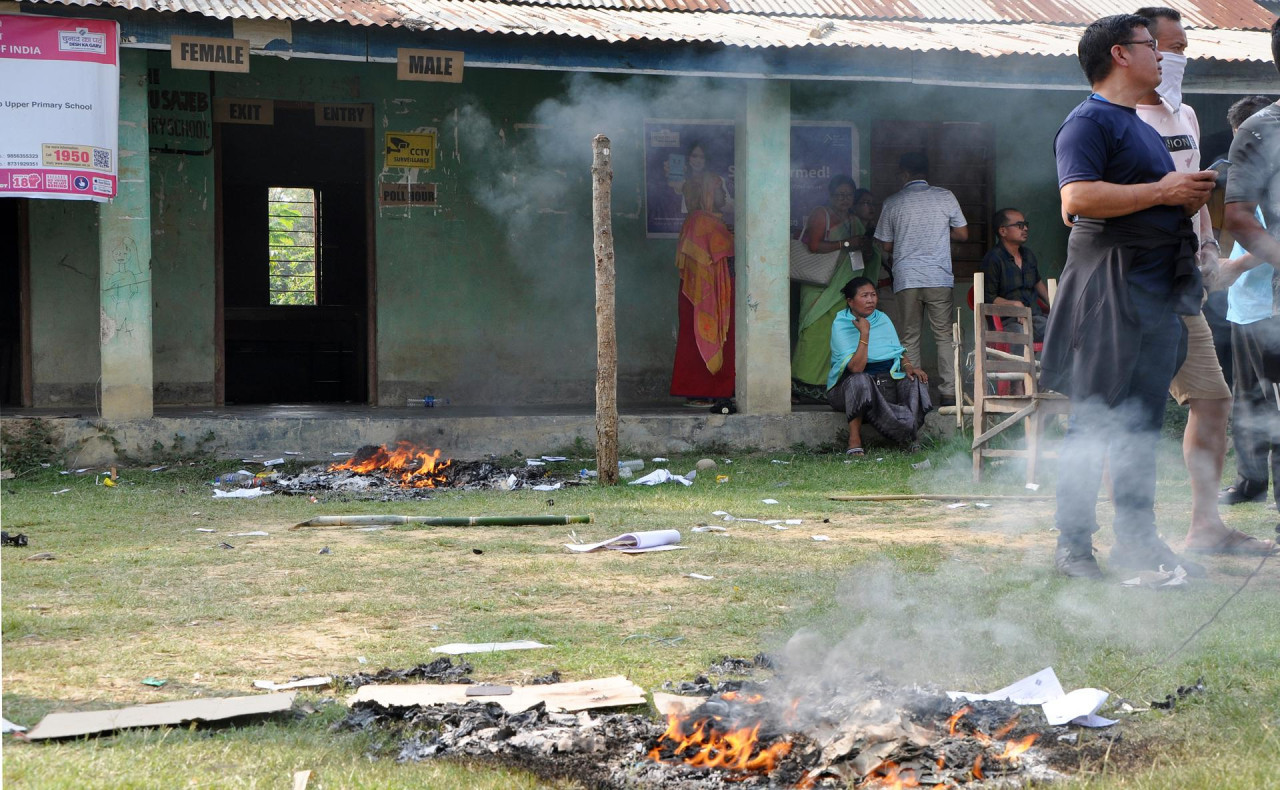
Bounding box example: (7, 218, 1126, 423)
(21, 51, 1246, 407)
(28, 200, 100, 406)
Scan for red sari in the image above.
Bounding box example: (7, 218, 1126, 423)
(670, 175, 735, 398)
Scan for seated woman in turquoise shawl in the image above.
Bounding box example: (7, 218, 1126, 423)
(827, 277, 933, 454)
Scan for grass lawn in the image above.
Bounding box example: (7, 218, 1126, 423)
(2, 421, 1278, 788)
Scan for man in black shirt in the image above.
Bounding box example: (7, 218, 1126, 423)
(981, 208, 1050, 341)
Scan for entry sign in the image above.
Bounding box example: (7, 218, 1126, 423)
(315, 103, 372, 128)
(171, 36, 250, 73)
(384, 132, 436, 170)
(396, 49, 463, 83)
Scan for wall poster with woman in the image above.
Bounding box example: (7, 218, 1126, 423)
(644, 121, 736, 402)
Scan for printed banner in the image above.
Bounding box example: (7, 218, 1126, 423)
(643, 120, 735, 238)
(0, 15, 120, 201)
(790, 123, 859, 236)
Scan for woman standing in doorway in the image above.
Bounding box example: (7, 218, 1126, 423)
(791, 176, 880, 402)
(670, 141, 735, 404)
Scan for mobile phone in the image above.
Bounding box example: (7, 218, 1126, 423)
(1207, 158, 1231, 188)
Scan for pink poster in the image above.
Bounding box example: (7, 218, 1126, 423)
(0, 15, 120, 201)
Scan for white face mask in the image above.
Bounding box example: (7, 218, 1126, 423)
(1156, 51, 1187, 112)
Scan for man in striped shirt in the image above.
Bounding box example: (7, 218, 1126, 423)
(874, 151, 969, 406)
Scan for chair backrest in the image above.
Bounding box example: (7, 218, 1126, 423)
(973, 301, 1037, 395)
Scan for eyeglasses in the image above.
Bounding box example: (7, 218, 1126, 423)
(1119, 39, 1158, 53)
(1002, 221, 1030, 230)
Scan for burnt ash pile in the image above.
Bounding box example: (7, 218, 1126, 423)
(273, 445, 582, 500)
(338, 657, 1108, 789)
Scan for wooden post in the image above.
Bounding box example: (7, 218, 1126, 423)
(592, 135, 619, 485)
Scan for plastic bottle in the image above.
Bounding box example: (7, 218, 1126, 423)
(215, 471, 256, 487)
(407, 396, 451, 407)
(618, 459, 644, 472)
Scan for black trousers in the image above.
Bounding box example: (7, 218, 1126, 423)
(1229, 315, 1280, 502)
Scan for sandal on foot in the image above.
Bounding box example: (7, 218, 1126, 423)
(845, 447, 865, 456)
(1184, 529, 1280, 556)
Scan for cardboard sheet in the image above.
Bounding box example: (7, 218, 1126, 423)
(24, 692, 297, 740)
(349, 675, 645, 713)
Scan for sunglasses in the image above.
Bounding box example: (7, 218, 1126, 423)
(1002, 221, 1030, 230)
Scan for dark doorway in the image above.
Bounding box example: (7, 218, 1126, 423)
(0, 198, 29, 407)
(218, 104, 371, 403)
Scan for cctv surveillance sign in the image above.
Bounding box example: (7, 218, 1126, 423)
(384, 132, 436, 170)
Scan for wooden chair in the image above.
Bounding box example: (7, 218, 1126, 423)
(970, 272, 1069, 484)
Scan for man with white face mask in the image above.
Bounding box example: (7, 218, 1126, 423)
(1132, 7, 1258, 557)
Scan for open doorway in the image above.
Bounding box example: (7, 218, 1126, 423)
(217, 103, 373, 404)
(0, 198, 29, 407)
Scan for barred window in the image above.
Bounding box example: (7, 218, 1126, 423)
(267, 187, 320, 305)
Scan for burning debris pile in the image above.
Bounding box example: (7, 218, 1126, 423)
(272, 442, 581, 499)
(340, 658, 1090, 789)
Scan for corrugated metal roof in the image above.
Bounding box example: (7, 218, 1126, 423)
(18, 0, 1278, 60)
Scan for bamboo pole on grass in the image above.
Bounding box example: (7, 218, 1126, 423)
(292, 514, 594, 529)
(592, 134, 619, 485)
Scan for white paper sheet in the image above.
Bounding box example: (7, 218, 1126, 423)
(947, 667, 1116, 727)
(431, 640, 550, 655)
(564, 530, 684, 553)
(628, 469, 693, 487)
(2, 718, 27, 733)
(531, 483, 561, 491)
(212, 489, 272, 499)
(761, 498, 779, 504)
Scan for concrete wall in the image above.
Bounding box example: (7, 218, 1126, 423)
(21, 52, 1243, 408)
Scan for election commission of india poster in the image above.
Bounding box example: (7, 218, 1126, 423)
(0, 15, 120, 201)
(643, 119, 858, 238)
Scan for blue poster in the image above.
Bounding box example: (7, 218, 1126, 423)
(643, 120, 736, 238)
(790, 123, 858, 237)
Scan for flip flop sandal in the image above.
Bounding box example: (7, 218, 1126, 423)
(1184, 529, 1280, 556)
(845, 447, 865, 456)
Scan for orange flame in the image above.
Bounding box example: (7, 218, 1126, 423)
(863, 762, 921, 789)
(329, 441, 452, 488)
(995, 733, 1038, 760)
(648, 710, 792, 775)
(973, 754, 984, 780)
(945, 705, 972, 736)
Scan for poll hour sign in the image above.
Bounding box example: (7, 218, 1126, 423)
(171, 35, 250, 73)
(396, 49, 463, 83)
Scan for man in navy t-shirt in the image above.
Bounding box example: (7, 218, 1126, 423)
(1044, 14, 1216, 580)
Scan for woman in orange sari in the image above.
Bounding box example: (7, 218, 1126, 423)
(670, 142, 735, 403)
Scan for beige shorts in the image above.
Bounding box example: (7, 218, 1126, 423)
(1169, 312, 1231, 404)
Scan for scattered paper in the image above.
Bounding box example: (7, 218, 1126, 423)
(771, 460, 791, 465)
(332, 452, 353, 457)
(356, 657, 368, 664)
(811, 535, 831, 541)
(431, 640, 551, 655)
(772, 525, 789, 531)
(761, 498, 779, 504)
(254, 676, 332, 692)
(974, 503, 992, 509)
(692, 526, 727, 533)
(628, 469, 693, 487)
(284, 452, 302, 456)
(60, 468, 91, 476)
(711, 510, 728, 516)
(24, 692, 297, 740)
(52, 488, 71, 495)
(292, 770, 312, 790)
(947, 503, 969, 509)
(540, 456, 567, 462)
(565, 530, 684, 553)
(785, 519, 802, 525)
(526, 459, 545, 466)
(531, 483, 561, 491)
(652, 457, 668, 462)
(195, 528, 215, 533)
(212, 489, 272, 499)
(652, 692, 707, 717)
(264, 458, 285, 466)
(911, 459, 932, 470)
(149, 466, 168, 473)
(2, 718, 27, 733)
(229, 531, 268, 537)
(1121, 566, 1189, 589)
(762, 520, 782, 525)
(948, 667, 1116, 727)
(686, 573, 714, 580)
(1025, 483, 1041, 491)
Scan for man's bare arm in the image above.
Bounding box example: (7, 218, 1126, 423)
(1060, 170, 1216, 219)
(949, 226, 968, 242)
(878, 240, 894, 255)
(1224, 201, 1280, 269)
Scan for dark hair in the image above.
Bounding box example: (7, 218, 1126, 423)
(1133, 6, 1180, 24)
(841, 276, 876, 300)
(1273, 17, 1280, 74)
(1078, 14, 1152, 85)
(853, 187, 873, 203)
(828, 174, 857, 196)
(992, 207, 1022, 230)
(1228, 95, 1275, 131)
(686, 140, 705, 156)
(898, 151, 929, 178)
